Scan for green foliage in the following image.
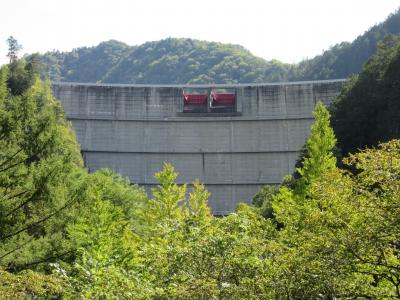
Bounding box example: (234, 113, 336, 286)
(6, 36, 22, 64)
(65, 182, 144, 299)
(149, 163, 187, 220)
(34, 38, 285, 84)
(269, 139, 400, 298)
(56, 169, 147, 298)
(7, 56, 42, 96)
(330, 35, 400, 156)
(341, 140, 400, 294)
(131, 164, 275, 299)
(255, 102, 337, 221)
(84, 169, 147, 226)
(59, 163, 276, 299)
(0, 62, 86, 270)
(187, 179, 212, 223)
(43, 40, 130, 83)
(156, 205, 274, 299)
(293, 9, 400, 81)
(252, 185, 278, 219)
(297, 102, 337, 193)
(0, 269, 63, 299)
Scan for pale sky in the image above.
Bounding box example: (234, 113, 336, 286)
(1, 0, 399, 65)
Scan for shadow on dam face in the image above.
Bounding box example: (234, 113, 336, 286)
(52, 80, 345, 215)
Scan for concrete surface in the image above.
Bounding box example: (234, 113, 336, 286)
(52, 80, 345, 215)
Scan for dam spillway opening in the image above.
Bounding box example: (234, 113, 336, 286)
(183, 87, 237, 114)
(52, 80, 345, 215)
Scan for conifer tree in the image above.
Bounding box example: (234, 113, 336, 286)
(0, 62, 84, 269)
(296, 101, 337, 194)
(6, 36, 22, 64)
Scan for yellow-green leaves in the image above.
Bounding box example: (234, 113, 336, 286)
(151, 163, 187, 221)
(297, 102, 337, 194)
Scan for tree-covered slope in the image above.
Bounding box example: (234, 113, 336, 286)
(103, 38, 295, 84)
(330, 35, 400, 156)
(35, 9, 399, 84)
(293, 9, 400, 81)
(40, 40, 130, 82)
(38, 38, 292, 84)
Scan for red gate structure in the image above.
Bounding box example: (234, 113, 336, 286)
(210, 88, 236, 112)
(182, 87, 237, 113)
(182, 88, 208, 112)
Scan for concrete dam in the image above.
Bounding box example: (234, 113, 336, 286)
(52, 80, 345, 215)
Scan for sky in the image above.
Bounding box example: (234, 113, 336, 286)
(1, 0, 399, 65)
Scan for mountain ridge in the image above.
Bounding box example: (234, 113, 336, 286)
(35, 8, 399, 84)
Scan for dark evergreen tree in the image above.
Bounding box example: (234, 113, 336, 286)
(6, 36, 22, 64)
(0, 60, 85, 270)
(330, 35, 400, 155)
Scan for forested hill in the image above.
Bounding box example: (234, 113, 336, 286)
(38, 39, 292, 84)
(294, 8, 400, 80)
(35, 9, 399, 84)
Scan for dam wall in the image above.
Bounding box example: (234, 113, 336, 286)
(52, 80, 345, 215)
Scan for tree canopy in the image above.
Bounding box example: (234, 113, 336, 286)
(330, 35, 400, 156)
(6, 36, 22, 64)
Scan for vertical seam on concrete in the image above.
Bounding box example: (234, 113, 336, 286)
(284, 85, 288, 119)
(312, 83, 317, 106)
(230, 121, 234, 184)
(113, 87, 117, 119)
(202, 152, 205, 181)
(144, 116, 149, 184)
(256, 86, 260, 117)
(284, 85, 290, 175)
(145, 87, 149, 118)
(230, 121, 235, 210)
(83, 119, 88, 152)
(84, 86, 87, 117)
(112, 120, 116, 152)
